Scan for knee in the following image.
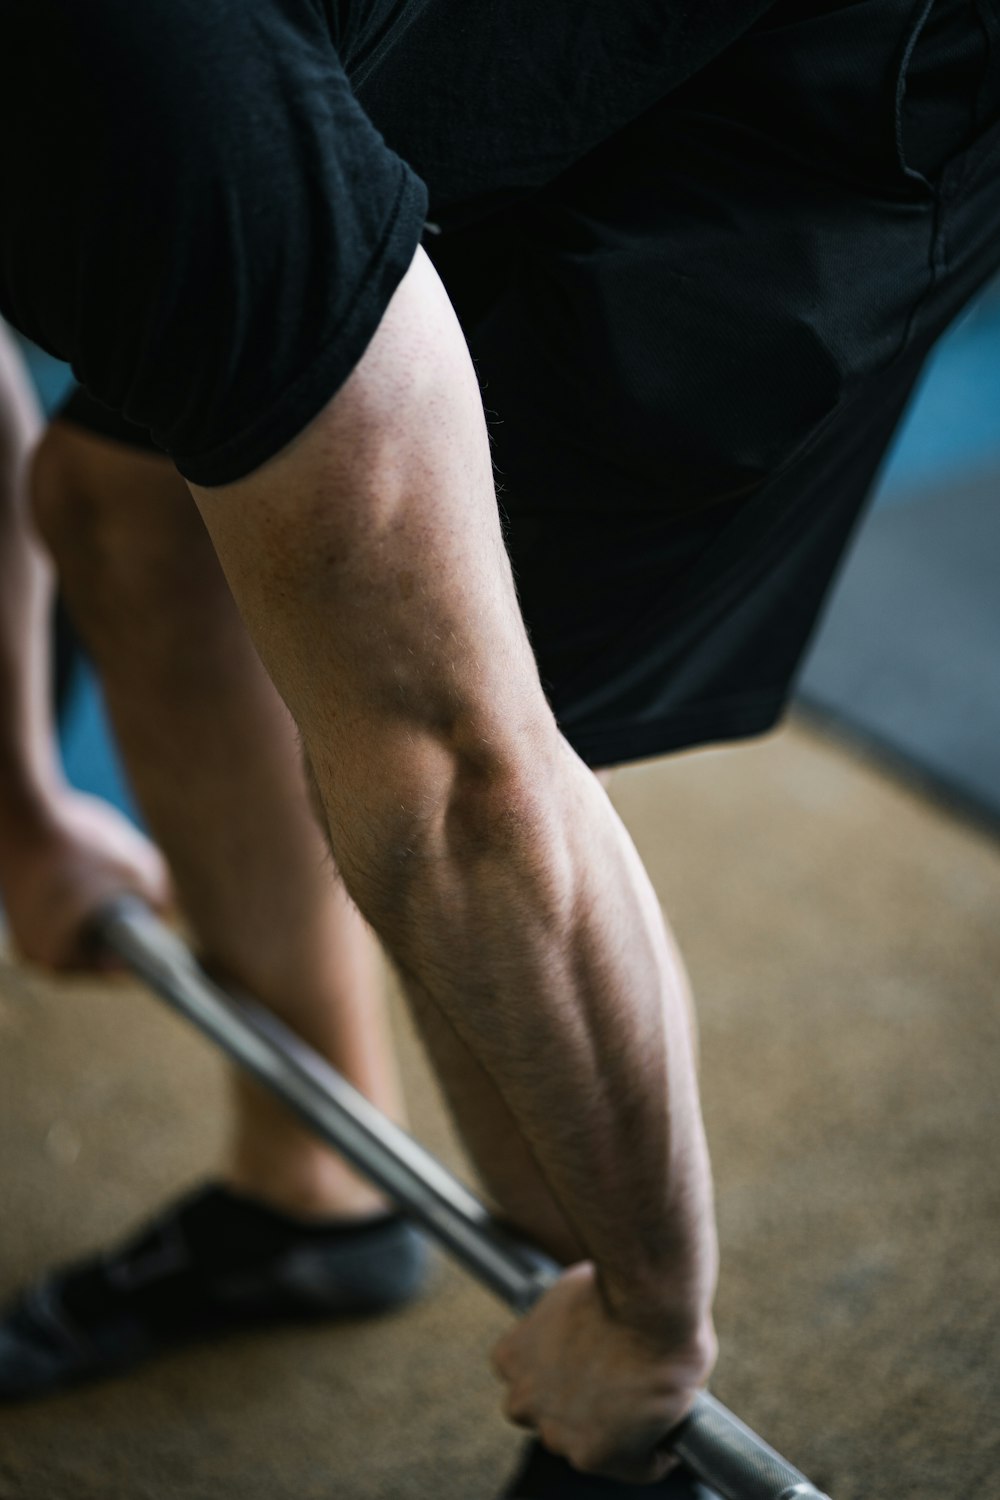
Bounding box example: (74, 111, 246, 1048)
(32, 422, 207, 630)
(30, 424, 135, 651)
(31, 423, 101, 565)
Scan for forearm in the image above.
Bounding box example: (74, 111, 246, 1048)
(0, 323, 57, 841)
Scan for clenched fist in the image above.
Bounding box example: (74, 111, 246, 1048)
(0, 789, 170, 969)
(492, 1261, 716, 1484)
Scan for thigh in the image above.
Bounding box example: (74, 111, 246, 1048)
(424, 0, 1000, 766)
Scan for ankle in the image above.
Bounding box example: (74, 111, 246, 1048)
(224, 1157, 392, 1223)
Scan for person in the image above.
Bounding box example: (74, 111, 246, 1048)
(0, 319, 168, 968)
(0, 2, 997, 1494)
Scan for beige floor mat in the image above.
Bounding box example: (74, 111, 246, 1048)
(1, 717, 997, 1499)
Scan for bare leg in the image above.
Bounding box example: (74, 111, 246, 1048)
(404, 766, 619, 1265)
(189, 248, 716, 1353)
(34, 425, 624, 1251)
(403, 756, 708, 1271)
(33, 426, 400, 1219)
(190, 250, 716, 1477)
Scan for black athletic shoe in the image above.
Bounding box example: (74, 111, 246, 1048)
(499, 1438, 717, 1500)
(0, 1183, 428, 1400)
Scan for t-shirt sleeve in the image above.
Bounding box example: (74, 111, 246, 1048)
(0, 0, 429, 485)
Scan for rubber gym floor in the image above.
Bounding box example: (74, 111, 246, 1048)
(1, 715, 998, 1499)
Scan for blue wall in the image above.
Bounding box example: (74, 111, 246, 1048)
(874, 283, 1000, 506)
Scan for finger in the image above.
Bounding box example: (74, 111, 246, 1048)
(115, 860, 173, 917)
(501, 1386, 537, 1431)
(141, 861, 174, 913)
(494, 1370, 536, 1431)
(586, 1447, 681, 1486)
(87, 949, 129, 976)
(490, 1331, 515, 1381)
(61, 941, 123, 975)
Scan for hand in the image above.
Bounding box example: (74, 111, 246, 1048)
(0, 789, 171, 970)
(491, 1261, 716, 1484)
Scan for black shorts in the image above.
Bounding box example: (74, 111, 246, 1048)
(5, 0, 1000, 766)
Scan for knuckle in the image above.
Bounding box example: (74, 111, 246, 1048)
(537, 1419, 565, 1454)
(490, 1340, 512, 1381)
(502, 1383, 536, 1430)
(566, 1437, 605, 1473)
(505, 1402, 534, 1430)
